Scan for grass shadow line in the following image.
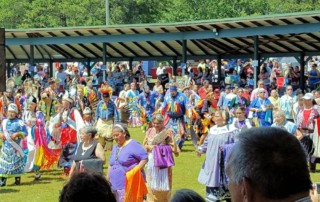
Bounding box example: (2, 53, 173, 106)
(0, 188, 20, 194)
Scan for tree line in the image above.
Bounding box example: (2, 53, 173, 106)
(0, 0, 319, 29)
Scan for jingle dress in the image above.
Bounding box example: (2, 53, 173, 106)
(0, 118, 27, 178)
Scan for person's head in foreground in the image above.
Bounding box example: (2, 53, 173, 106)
(170, 189, 205, 202)
(59, 172, 116, 202)
(226, 127, 312, 202)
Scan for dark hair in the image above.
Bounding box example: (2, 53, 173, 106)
(59, 172, 116, 202)
(260, 65, 267, 73)
(227, 127, 312, 200)
(235, 106, 246, 112)
(170, 189, 205, 202)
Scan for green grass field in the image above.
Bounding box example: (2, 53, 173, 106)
(0, 127, 320, 202)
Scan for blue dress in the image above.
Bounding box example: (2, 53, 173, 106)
(138, 91, 159, 122)
(0, 118, 27, 177)
(127, 90, 143, 127)
(271, 121, 297, 135)
(249, 98, 273, 127)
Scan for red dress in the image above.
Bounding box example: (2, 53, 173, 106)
(60, 110, 77, 145)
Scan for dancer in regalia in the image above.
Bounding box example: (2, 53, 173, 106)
(0, 104, 27, 186)
(39, 92, 58, 122)
(56, 92, 84, 176)
(83, 107, 94, 126)
(127, 83, 143, 127)
(159, 85, 192, 149)
(22, 95, 38, 173)
(197, 110, 239, 201)
(0, 88, 21, 119)
(138, 85, 159, 130)
(95, 86, 118, 151)
(31, 111, 61, 179)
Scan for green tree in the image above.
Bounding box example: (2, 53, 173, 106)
(0, 0, 27, 28)
(109, 0, 169, 24)
(0, 0, 319, 29)
(18, 0, 106, 28)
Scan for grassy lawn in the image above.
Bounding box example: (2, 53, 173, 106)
(0, 127, 205, 202)
(0, 127, 320, 202)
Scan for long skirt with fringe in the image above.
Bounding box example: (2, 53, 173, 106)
(146, 152, 172, 202)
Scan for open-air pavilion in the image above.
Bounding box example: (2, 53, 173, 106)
(2, 11, 320, 91)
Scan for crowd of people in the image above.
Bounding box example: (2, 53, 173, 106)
(0, 58, 320, 201)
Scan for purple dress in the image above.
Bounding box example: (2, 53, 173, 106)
(109, 139, 148, 190)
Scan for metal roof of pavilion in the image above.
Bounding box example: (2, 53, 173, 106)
(4, 11, 320, 62)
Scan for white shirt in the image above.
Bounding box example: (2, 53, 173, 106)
(156, 67, 165, 76)
(117, 90, 127, 108)
(33, 74, 42, 82)
(65, 69, 74, 77)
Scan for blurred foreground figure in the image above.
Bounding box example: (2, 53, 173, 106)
(170, 189, 205, 202)
(226, 127, 316, 202)
(59, 172, 116, 202)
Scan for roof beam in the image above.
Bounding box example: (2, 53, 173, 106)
(196, 39, 221, 54)
(146, 28, 180, 56)
(11, 33, 29, 59)
(101, 30, 128, 57)
(111, 29, 140, 57)
(130, 29, 167, 56)
(205, 39, 232, 52)
(129, 28, 155, 57)
(118, 42, 139, 57)
(66, 31, 101, 58)
(132, 42, 154, 57)
(190, 39, 210, 55)
(162, 27, 196, 55)
(87, 30, 113, 57)
(174, 27, 196, 55)
(37, 45, 52, 59)
(26, 33, 45, 59)
(34, 33, 73, 59)
(7, 23, 320, 46)
(8, 51, 320, 63)
(289, 34, 320, 51)
(6, 46, 17, 60)
(49, 32, 87, 58)
(248, 21, 288, 52)
(35, 45, 44, 59)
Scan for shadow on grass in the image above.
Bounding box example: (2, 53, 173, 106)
(26, 176, 65, 182)
(42, 171, 64, 176)
(18, 180, 51, 186)
(180, 148, 196, 152)
(0, 188, 20, 194)
(40, 169, 63, 174)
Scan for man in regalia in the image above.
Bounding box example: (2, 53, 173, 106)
(159, 84, 192, 149)
(95, 87, 118, 151)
